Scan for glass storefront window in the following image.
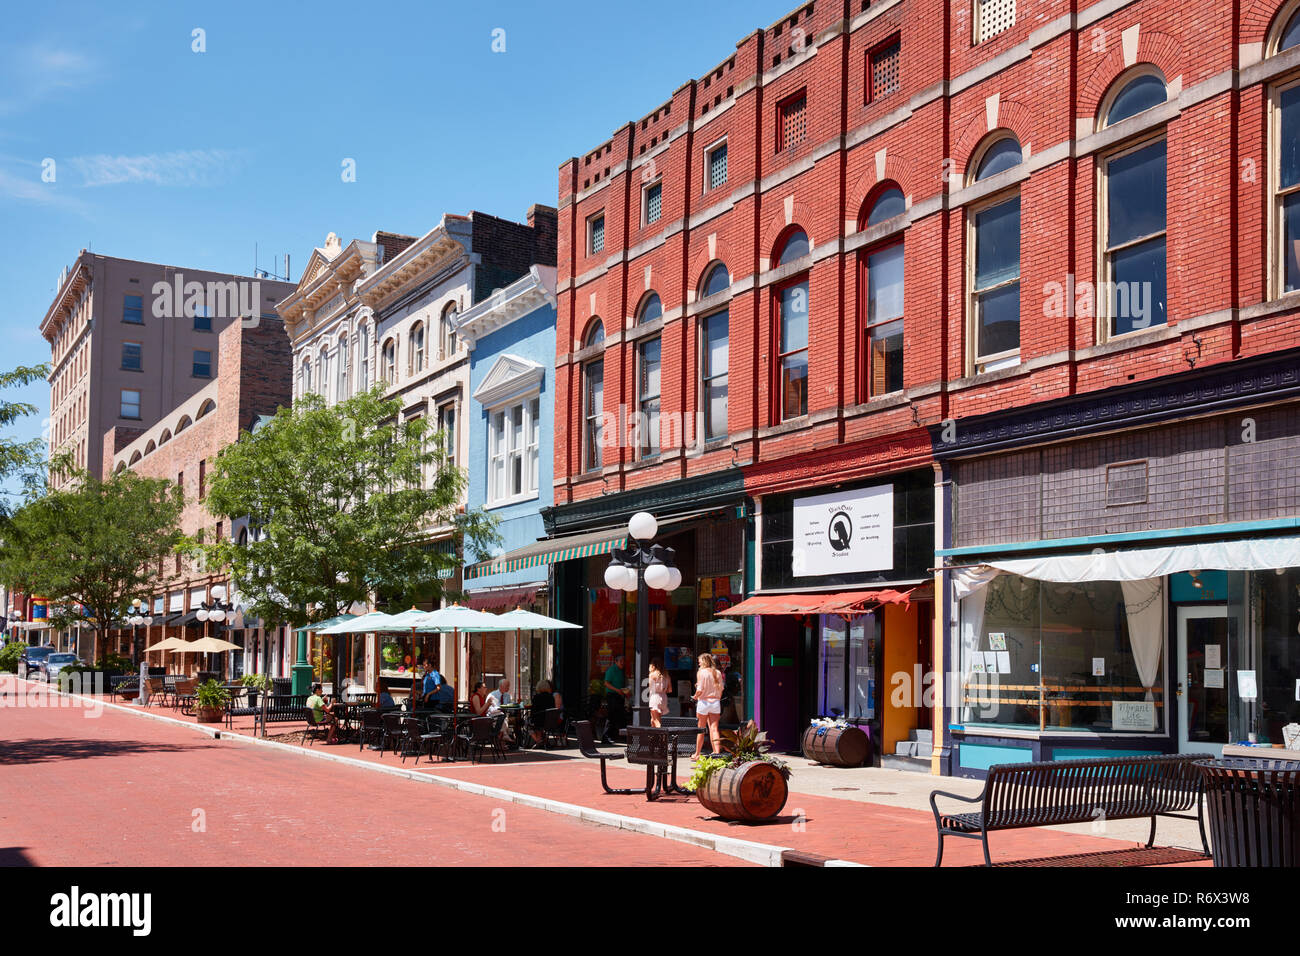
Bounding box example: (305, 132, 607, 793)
(1250, 569, 1300, 745)
(816, 614, 876, 720)
(960, 574, 1166, 733)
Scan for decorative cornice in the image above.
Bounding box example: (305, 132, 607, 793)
(457, 265, 557, 349)
(471, 353, 544, 408)
(545, 468, 748, 535)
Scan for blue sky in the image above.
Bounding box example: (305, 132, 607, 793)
(0, 0, 794, 474)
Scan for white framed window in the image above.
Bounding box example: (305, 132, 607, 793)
(440, 302, 458, 360)
(706, 140, 728, 191)
(588, 212, 606, 256)
(438, 402, 457, 468)
(487, 398, 540, 506)
(358, 326, 370, 390)
(966, 136, 1023, 374)
(411, 322, 425, 374)
(643, 179, 662, 226)
(336, 334, 349, 400)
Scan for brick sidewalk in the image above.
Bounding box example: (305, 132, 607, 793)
(50, 683, 1210, 867)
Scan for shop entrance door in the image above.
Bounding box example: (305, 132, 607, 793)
(1176, 606, 1229, 755)
(761, 616, 801, 752)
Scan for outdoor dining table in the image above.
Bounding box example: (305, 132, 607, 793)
(633, 725, 708, 795)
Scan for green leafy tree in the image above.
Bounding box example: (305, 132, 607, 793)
(0, 471, 185, 659)
(0, 363, 53, 508)
(199, 386, 497, 629)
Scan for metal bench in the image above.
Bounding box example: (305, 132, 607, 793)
(575, 720, 647, 796)
(930, 754, 1208, 866)
(254, 694, 311, 737)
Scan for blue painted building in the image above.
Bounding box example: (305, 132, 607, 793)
(457, 265, 558, 696)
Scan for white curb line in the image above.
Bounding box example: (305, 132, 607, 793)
(12, 677, 796, 867)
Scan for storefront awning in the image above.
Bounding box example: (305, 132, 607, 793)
(466, 586, 539, 611)
(464, 513, 712, 580)
(719, 587, 921, 617)
(956, 534, 1300, 586)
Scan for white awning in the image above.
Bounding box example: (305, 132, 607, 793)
(962, 534, 1300, 585)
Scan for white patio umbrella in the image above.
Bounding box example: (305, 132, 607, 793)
(496, 609, 581, 699)
(410, 605, 514, 699)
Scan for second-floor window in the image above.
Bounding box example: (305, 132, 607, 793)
(120, 389, 141, 419)
(123, 294, 144, 324)
(708, 142, 728, 191)
(438, 402, 457, 467)
(588, 213, 605, 256)
(337, 334, 349, 399)
(774, 229, 810, 421)
(441, 303, 458, 360)
(382, 339, 396, 383)
(359, 326, 370, 390)
(411, 322, 425, 374)
(582, 321, 605, 472)
(700, 263, 731, 441)
(636, 295, 662, 457)
(122, 342, 142, 371)
(969, 136, 1023, 373)
(644, 181, 662, 225)
(193, 349, 212, 378)
(301, 358, 312, 395)
(865, 242, 904, 397)
(488, 398, 540, 504)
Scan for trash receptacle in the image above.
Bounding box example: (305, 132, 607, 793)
(1196, 758, 1300, 866)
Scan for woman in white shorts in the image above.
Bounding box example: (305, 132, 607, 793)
(693, 653, 724, 758)
(648, 659, 671, 728)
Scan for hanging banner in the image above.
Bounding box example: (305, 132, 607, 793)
(792, 484, 894, 577)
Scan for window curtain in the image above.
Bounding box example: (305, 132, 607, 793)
(1120, 578, 1164, 700)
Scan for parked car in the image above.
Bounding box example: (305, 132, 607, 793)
(17, 645, 55, 680)
(40, 652, 82, 683)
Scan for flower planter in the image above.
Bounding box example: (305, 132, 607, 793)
(195, 705, 224, 723)
(695, 761, 789, 821)
(801, 724, 871, 767)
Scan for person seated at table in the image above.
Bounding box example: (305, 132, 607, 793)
(306, 683, 340, 744)
(528, 680, 557, 745)
(378, 690, 396, 709)
(487, 678, 512, 708)
(419, 667, 446, 708)
(433, 678, 455, 713)
(469, 681, 490, 716)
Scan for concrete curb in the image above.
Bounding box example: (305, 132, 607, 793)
(15, 677, 795, 867)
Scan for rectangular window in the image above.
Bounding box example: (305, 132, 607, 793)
(972, 195, 1021, 371)
(975, 0, 1016, 43)
(708, 142, 728, 190)
(1104, 138, 1168, 337)
(193, 307, 212, 332)
(438, 404, 457, 466)
(527, 396, 540, 493)
(778, 93, 807, 151)
(1279, 83, 1300, 293)
(120, 389, 141, 419)
(584, 359, 604, 472)
(193, 349, 212, 378)
(490, 409, 506, 501)
(865, 243, 904, 396)
(199, 460, 206, 500)
(702, 309, 729, 440)
(868, 39, 900, 103)
(777, 280, 809, 420)
(644, 181, 662, 225)
(589, 214, 605, 255)
(122, 342, 142, 371)
(123, 294, 144, 325)
(637, 337, 661, 457)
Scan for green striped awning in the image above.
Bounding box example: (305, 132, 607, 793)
(466, 527, 628, 580)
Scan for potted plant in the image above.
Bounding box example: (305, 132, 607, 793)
(688, 721, 792, 822)
(194, 679, 230, 723)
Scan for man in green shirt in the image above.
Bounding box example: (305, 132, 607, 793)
(603, 655, 630, 744)
(306, 683, 327, 723)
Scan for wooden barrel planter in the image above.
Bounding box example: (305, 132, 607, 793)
(195, 705, 224, 723)
(696, 761, 789, 821)
(801, 724, 871, 767)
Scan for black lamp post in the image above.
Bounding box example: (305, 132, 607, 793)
(604, 512, 682, 727)
(126, 598, 153, 666)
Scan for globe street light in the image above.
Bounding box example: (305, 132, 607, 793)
(197, 586, 235, 678)
(604, 512, 681, 728)
(126, 598, 153, 666)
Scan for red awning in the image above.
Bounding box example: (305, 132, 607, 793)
(718, 587, 922, 617)
(466, 586, 539, 612)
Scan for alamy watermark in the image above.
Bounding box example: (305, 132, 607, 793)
(150, 272, 262, 327)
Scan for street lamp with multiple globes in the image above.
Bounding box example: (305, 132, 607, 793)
(603, 511, 683, 727)
(196, 584, 234, 678)
(126, 598, 153, 665)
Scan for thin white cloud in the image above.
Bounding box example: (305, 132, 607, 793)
(0, 166, 85, 212)
(0, 44, 97, 115)
(69, 149, 248, 188)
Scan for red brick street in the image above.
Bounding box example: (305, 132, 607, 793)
(0, 677, 736, 868)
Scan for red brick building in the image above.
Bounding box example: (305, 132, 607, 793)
(100, 314, 293, 675)
(549, 0, 1300, 772)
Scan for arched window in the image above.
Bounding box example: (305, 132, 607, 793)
(144, 440, 156, 455)
(410, 322, 425, 374)
(700, 267, 730, 441)
(358, 324, 370, 391)
(301, 357, 312, 395)
(1099, 72, 1168, 337)
(159, 429, 171, 446)
(774, 229, 810, 420)
(776, 228, 810, 266)
(865, 186, 906, 228)
(441, 302, 458, 360)
(969, 135, 1023, 372)
(382, 338, 396, 384)
(974, 136, 1022, 181)
(701, 263, 731, 299)
(197, 399, 215, 419)
(636, 295, 662, 457)
(176, 415, 192, 433)
(582, 319, 605, 472)
(1281, 6, 1300, 53)
(336, 332, 349, 400)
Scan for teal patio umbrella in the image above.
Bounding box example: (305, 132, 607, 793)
(495, 607, 581, 702)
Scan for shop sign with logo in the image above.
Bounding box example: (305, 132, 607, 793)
(792, 484, 894, 577)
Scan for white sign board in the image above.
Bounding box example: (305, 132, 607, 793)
(792, 484, 894, 577)
(1112, 700, 1157, 732)
(1237, 670, 1258, 701)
